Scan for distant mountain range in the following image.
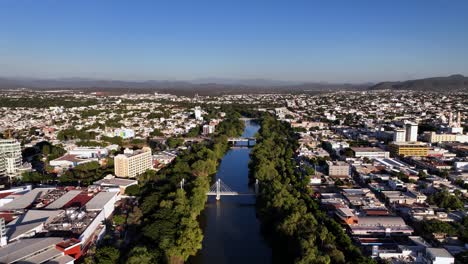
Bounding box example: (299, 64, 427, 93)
(369, 74, 468, 92)
(0, 74, 466, 95)
(0, 77, 367, 95)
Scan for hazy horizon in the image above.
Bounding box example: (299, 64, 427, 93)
(1, 0, 468, 83)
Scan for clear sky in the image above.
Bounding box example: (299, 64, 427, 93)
(1, 0, 467, 83)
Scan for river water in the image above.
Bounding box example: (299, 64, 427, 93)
(189, 120, 271, 264)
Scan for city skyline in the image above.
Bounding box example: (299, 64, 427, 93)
(1, 0, 468, 83)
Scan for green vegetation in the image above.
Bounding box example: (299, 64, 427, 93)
(37, 141, 66, 161)
(0, 97, 98, 108)
(94, 246, 120, 264)
(80, 109, 101, 118)
(166, 137, 184, 149)
(147, 111, 170, 119)
(104, 117, 123, 128)
(417, 218, 468, 245)
(21, 171, 53, 183)
(58, 160, 114, 185)
(186, 126, 201, 137)
(76, 140, 106, 147)
(250, 115, 373, 264)
(101, 136, 123, 145)
(427, 190, 464, 210)
(216, 113, 245, 137)
(149, 128, 163, 137)
(125, 184, 140, 196)
(57, 128, 97, 141)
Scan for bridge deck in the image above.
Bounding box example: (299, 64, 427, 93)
(207, 192, 238, 196)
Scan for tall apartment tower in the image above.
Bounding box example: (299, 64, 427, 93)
(0, 218, 6, 247)
(449, 112, 453, 127)
(448, 111, 464, 134)
(0, 139, 22, 180)
(194, 106, 202, 121)
(405, 123, 418, 142)
(393, 129, 406, 143)
(114, 147, 152, 178)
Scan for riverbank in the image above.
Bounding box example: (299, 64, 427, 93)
(250, 115, 375, 264)
(190, 119, 271, 264)
(90, 115, 245, 264)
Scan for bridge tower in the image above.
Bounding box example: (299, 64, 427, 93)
(216, 179, 221, 200)
(180, 178, 185, 190)
(255, 179, 259, 195)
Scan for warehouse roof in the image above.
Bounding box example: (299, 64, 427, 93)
(426, 247, 453, 258)
(85, 191, 117, 210)
(94, 176, 137, 187)
(6, 209, 63, 241)
(45, 190, 82, 209)
(0, 237, 64, 263)
(45, 254, 76, 264)
(18, 247, 63, 264)
(0, 188, 54, 211)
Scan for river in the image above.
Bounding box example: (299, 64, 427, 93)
(189, 120, 271, 264)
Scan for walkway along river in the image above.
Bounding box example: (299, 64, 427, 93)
(189, 120, 272, 264)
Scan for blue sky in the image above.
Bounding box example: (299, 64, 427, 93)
(1, 0, 467, 83)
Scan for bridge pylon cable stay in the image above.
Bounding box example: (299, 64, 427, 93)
(206, 178, 259, 200)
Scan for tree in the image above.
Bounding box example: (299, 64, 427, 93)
(113, 214, 126, 226)
(127, 246, 155, 264)
(150, 129, 163, 137)
(167, 215, 203, 262)
(186, 126, 200, 137)
(21, 171, 52, 183)
(125, 185, 140, 196)
(127, 207, 143, 225)
(428, 190, 464, 210)
(341, 148, 354, 157)
(191, 160, 217, 177)
(167, 137, 184, 149)
(94, 246, 120, 264)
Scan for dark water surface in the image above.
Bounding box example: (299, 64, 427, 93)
(189, 120, 271, 264)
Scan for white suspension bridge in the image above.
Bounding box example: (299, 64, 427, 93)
(180, 178, 259, 201)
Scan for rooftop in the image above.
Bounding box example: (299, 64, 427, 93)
(85, 191, 117, 211)
(351, 147, 387, 152)
(6, 209, 63, 241)
(94, 176, 137, 187)
(0, 188, 54, 211)
(45, 190, 82, 209)
(0, 237, 64, 264)
(426, 247, 453, 258)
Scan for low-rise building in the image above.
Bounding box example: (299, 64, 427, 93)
(351, 147, 390, 159)
(424, 132, 468, 143)
(424, 247, 454, 264)
(388, 142, 429, 157)
(348, 216, 413, 236)
(202, 124, 215, 135)
(94, 175, 138, 195)
(326, 161, 351, 178)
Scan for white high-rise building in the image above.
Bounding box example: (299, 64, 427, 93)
(0, 218, 6, 247)
(393, 129, 406, 143)
(0, 139, 22, 180)
(405, 123, 418, 142)
(194, 106, 202, 121)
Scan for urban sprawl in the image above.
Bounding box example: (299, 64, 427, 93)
(0, 89, 467, 264)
